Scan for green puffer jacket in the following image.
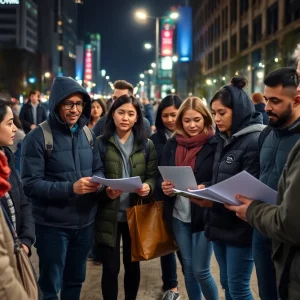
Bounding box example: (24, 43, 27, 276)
(95, 136, 158, 247)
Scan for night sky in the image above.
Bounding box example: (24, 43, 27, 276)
(79, 0, 184, 86)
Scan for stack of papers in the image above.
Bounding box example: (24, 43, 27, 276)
(158, 167, 277, 206)
(90, 176, 143, 193)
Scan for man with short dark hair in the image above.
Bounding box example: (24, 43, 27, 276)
(21, 77, 104, 300)
(226, 66, 300, 300)
(93, 80, 151, 137)
(19, 90, 47, 134)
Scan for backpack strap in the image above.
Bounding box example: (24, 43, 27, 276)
(83, 126, 94, 149)
(97, 136, 107, 162)
(258, 125, 272, 151)
(39, 120, 53, 159)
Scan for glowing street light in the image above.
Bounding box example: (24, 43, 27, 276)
(151, 63, 156, 68)
(44, 72, 51, 78)
(105, 76, 110, 80)
(148, 69, 154, 74)
(144, 43, 152, 50)
(172, 55, 178, 62)
(140, 74, 145, 79)
(135, 10, 147, 20)
(170, 12, 179, 20)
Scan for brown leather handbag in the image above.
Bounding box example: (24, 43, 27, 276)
(1, 204, 39, 300)
(126, 199, 177, 262)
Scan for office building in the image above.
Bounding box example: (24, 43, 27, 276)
(191, 0, 300, 98)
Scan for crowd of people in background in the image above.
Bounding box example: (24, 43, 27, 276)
(0, 47, 299, 300)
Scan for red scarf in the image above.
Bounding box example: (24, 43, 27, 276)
(175, 128, 214, 171)
(0, 152, 11, 198)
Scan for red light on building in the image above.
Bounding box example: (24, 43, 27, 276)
(84, 45, 93, 83)
(161, 29, 173, 56)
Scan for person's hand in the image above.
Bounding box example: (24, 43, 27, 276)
(136, 183, 150, 197)
(22, 244, 29, 255)
(106, 187, 122, 200)
(197, 184, 205, 190)
(30, 124, 37, 130)
(224, 194, 254, 222)
(151, 125, 156, 133)
(73, 177, 101, 195)
(161, 181, 175, 197)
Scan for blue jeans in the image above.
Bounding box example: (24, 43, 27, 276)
(35, 224, 93, 300)
(253, 229, 278, 300)
(172, 217, 218, 300)
(213, 241, 254, 300)
(160, 252, 178, 290)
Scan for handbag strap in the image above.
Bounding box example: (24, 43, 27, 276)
(0, 200, 20, 244)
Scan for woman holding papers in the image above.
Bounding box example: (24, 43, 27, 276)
(195, 77, 264, 300)
(94, 94, 158, 300)
(161, 97, 219, 300)
(150, 94, 183, 300)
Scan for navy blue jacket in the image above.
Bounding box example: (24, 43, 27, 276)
(21, 77, 104, 229)
(19, 102, 47, 134)
(1, 147, 35, 252)
(254, 103, 269, 125)
(260, 119, 300, 191)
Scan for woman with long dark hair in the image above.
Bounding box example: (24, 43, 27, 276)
(150, 94, 183, 299)
(94, 94, 158, 300)
(0, 99, 35, 255)
(88, 99, 106, 129)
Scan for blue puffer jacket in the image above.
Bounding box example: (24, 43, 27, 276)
(21, 76, 104, 229)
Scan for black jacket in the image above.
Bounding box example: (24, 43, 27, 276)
(21, 77, 104, 229)
(161, 136, 217, 234)
(19, 102, 47, 134)
(150, 130, 167, 166)
(2, 147, 35, 252)
(205, 84, 265, 246)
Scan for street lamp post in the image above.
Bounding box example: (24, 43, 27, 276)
(135, 10, 179, 100)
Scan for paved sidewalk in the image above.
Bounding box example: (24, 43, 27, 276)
(32, 249, 259, 299)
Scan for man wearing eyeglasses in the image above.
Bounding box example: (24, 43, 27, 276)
(21, 76, 105, 300)
(225, 66, 300, 300)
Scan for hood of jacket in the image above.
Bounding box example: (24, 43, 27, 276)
(48, 76, 91, 129)
(224, 85, 262, 135)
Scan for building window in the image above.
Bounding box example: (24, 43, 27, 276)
(222, 6, 229, 33)
(285, 0, 300, 25)
(208, 52, 213, 69)
(215, 46, 220, 65)
(240, 0, 249, 15)
(230, 34, 237, 57)
(222, 40, 228, 60)
(0, 28, 15, 34)
(0, 18, 16, 25)
(267, 3, 278, 35)
(252, 15, 262, 44)
(240, 25, 248, 51)
(230, 0, 237, 24)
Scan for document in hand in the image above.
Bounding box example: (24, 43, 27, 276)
(158, 166, 198, 191)
(173, 171, 277, 206)
(90, 176, 143, 193)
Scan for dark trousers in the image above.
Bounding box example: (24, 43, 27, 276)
(160, 252, 178, 290)
(35, 224, 93, 300)
(253, 229, 278, 300)
(101, 222, 140, 300)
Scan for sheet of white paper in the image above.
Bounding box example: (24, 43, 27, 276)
(158, 166, 198, 190)
(186, 171, 277, 206)
(90, 176, 143, 193)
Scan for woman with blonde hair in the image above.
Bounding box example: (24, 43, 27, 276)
(161, 97, 218, 300)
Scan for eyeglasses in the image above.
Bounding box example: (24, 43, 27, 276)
(62, 101, 86, 110)
(293, 74, 300, 87)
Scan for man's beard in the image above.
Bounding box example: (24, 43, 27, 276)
(268, 104, 293, 128)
